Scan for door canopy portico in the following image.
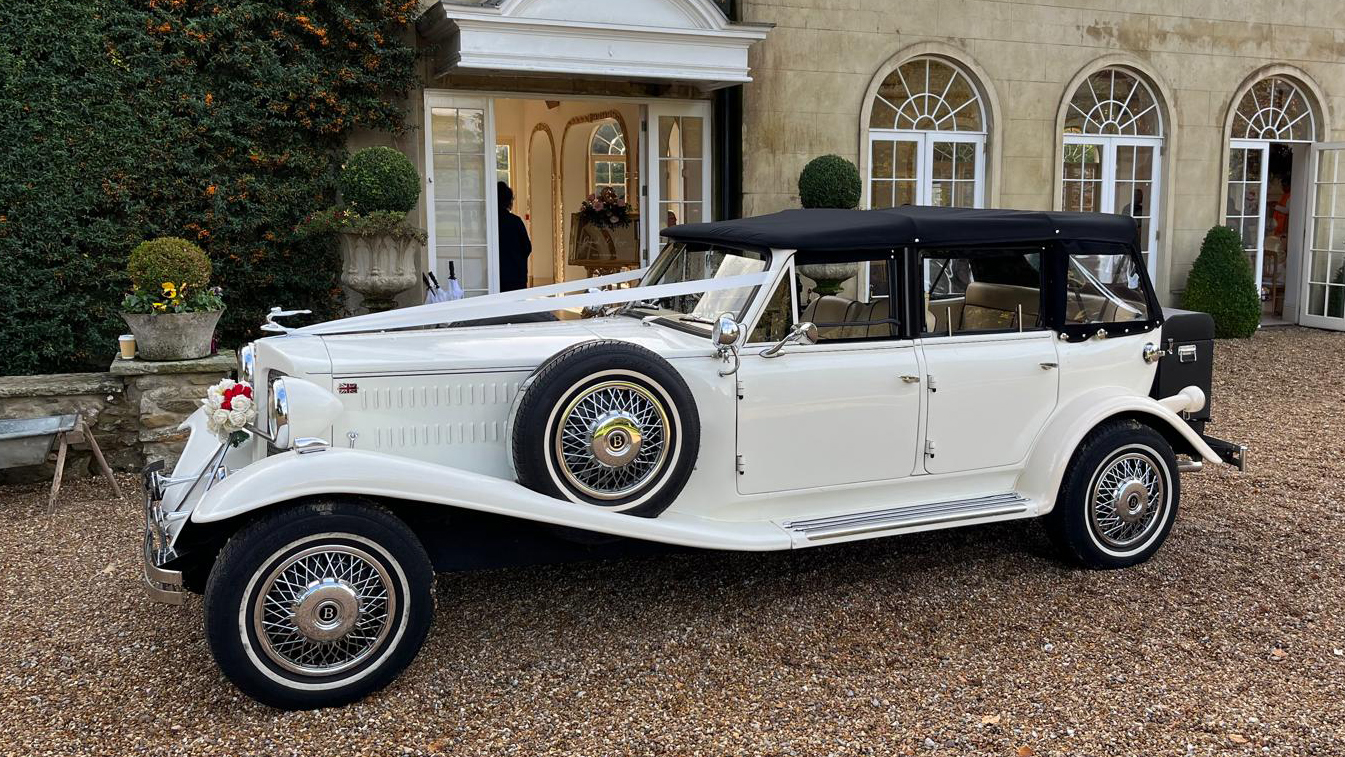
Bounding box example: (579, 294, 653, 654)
(418, 0, 770, 88)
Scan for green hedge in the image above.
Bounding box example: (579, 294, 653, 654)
(0, 1, 420, 375)
(1183, 226, 1261, 338)
(798, 155, 862, 209)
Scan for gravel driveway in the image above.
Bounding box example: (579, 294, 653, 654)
(1, 327, 1342, 756)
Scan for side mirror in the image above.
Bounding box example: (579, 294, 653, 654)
(710, 312, 742, 349)
(760, 321, 817, 358)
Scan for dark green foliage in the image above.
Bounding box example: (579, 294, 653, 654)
(1183, 226, 1261, 338)
(0, 0, 420, 375)
(798, 155, 862, 210)
(128, 237, 212, 291)
(339, 146, 420, 214)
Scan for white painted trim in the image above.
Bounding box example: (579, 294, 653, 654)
(865, 130, 987, 209)
(428, 0, 768, 88)
(423, 93, 499, 296)
(646, 101, 714, 263)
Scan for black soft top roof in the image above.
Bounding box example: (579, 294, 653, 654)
(661, 206, 1139, 252)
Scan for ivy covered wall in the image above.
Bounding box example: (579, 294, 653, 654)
(0, 0, 421, 375)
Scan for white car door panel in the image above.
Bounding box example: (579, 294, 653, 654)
(920, 332, 1059, 474)
(736, 343, 923, 494)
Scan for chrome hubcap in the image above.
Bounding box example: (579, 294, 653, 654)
(1090, 451, 1166, 550)
(555, 380, 670, 500)
(253, 544, 395, 676)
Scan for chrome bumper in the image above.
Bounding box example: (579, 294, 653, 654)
(142, 461, 185, 605)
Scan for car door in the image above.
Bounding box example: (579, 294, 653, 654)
(735, 255, 924, 495)
(919, 248, 1059, 475)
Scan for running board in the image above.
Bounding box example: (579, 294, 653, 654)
(781, 493, 1031, 542)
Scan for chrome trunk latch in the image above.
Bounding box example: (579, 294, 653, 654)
(1142, 342, 1168, 363)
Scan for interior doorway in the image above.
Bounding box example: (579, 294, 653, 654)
(423, 92, 713, 297)
(1225, 141, 1309, 324)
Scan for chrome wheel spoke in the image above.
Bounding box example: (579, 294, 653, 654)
(554, 380, 671, 501)
(252, 543, 396, 677)
(1088, 450, 1167, 551)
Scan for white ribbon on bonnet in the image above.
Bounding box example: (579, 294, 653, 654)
(296, 267, 772, 336)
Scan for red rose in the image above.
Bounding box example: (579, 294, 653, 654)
(220, 383, 252, 410)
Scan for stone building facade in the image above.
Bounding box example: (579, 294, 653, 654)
(380, 0, 1345, 327)
(737, 0, 1345, 318)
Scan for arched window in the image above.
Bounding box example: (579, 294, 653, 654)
(589, 121, 627, 199)
(1231, 76, 1315, 141)
(866, 57, 987, 209)
(1060, 67, 1164, 277)
(1225, 75, 1320, 314)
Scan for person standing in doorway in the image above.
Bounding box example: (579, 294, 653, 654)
(1272, 175, 1292, 239)
(497, 181, 532, 292)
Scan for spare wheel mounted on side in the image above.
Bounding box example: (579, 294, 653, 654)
(510, 340, 701, 517)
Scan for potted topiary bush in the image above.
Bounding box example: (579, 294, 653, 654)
(1183, 225, 1260, 338)
(298, 146, 427, 312)
(797, 155, 864, 293)
(120, 237, 225, 360)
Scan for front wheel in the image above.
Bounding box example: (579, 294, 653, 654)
(203, 501, 434, 710)
(1045, 420, 1180, 569)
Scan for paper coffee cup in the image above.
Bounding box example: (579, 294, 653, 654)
(118, 334, 136, 359)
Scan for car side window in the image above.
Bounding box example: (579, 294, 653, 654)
(795, 257, 897, 342)
(1066, 252, 1151, 324)
(922, 249, 1044, 335)
(748, 271, 795, 343)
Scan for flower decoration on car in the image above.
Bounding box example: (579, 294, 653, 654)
(577, 188, 631, 229)
(203, 378, 256, 447)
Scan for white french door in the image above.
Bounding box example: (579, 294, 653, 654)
(645, 101, 713, 265)
(867, 131, 985, 209)
(424, 93, 498, 295)
(1225, 139, 1271, 296)
(1301, 142, 1345, 329)
(1061, 134, 1162, 280)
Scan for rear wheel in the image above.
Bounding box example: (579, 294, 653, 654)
(1045, 420, 1179, 569)
(204, 501, 434, 710)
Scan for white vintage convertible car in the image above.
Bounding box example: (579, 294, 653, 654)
(142, 206, 1245, 709)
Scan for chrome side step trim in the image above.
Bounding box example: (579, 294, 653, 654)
(782, 493, 1030, 541)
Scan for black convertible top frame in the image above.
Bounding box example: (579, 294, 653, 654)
(663, 207, 1163, 343)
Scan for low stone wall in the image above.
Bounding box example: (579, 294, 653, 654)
(0, 354, 235, 484)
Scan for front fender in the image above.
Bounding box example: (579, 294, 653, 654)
(188, 447, 790, 551)
(1017, 387, 1221, 513)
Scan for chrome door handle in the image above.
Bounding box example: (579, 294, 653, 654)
(900, 375, 920, 383)
(1039, 362, 1058, 370)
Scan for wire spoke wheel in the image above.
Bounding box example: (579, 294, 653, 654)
(252, 544, 396, 677)
(1088, 450, 1166, 550)
(554, 380, 670, 500)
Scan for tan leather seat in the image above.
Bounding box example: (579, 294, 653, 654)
(801, 295, 859, 340)
(961, 282, 1040, 331)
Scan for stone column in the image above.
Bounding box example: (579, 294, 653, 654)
(109, 353, 237, 470)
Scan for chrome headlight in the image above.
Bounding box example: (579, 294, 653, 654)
(265, 375, 342, 450)
(268, 376, 291, 447)
(239, 343, 256, 385)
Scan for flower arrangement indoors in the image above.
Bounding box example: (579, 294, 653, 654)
(578, 188, 632, 229)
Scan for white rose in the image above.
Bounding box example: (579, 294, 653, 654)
(231, 395, 253, 413)
(227, 409, 249, 429)
(212, 408, 232, 427)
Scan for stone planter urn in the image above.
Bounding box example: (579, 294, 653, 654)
(798, 263, 857, 296)
(338, 231, 422, 313)
(121, 310, 223, 361)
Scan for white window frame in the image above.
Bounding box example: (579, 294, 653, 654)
(423, 92, 500, 295)
(1299, 142, 1345, 330)
(645, 100, 714, 266)
(865, 130, 986, 209)
(1061, 132, 1163, 280)
(1225, 138, 1272, 297)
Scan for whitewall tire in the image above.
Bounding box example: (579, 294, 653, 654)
(1045, 420, 1180, 569)
(204, 501, 434, 710)
(511, 340, 700, 517)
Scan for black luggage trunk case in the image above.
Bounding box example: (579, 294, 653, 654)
(1151, 308, 1215, 432)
